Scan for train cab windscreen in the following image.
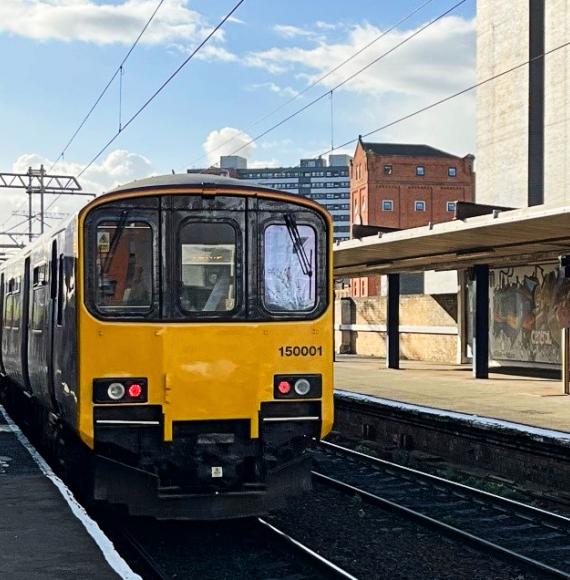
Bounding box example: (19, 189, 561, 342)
(95, 221, 153, 311)
(264, 223, 316, 312)
(179, 222, 236, 313)
(85, 195, 327, 321)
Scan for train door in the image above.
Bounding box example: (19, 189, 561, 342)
(21, 256, 31, 391)
(0, 272, 4, 375)
(52, 221, 79, 427)
(166, 195, 247, 320)
(46, 240, 59, 410)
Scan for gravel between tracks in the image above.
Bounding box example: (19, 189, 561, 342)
(120, 518, 330, 580)
(267, 483, 547, 580)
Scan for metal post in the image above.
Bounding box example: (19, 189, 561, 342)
(39, 164, 45, 235)
(386, 273, 400, 369)
(473, 265, 489, 379)
(562, 327, 570, 395)
(456, 270, 468, 364)
(27, 166, 33, 243)
(528, 0, 545, 206)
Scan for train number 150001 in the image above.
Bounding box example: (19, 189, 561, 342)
(278, 346, 323, 357)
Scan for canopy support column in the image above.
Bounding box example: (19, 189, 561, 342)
(386, 273, 400, 369)
(473, 265, 489, 379)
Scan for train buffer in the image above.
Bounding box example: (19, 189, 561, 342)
(0, 406, 137, 580)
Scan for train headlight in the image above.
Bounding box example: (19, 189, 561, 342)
(93, 378, 148, 403)
(294, 378, 311, 396)
(107, 382, 126, 400)
(273, 375, 321, 399)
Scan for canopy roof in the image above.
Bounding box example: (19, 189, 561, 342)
(334, 203, 570, 277)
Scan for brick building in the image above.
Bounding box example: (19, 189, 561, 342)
(350, 139, 475, 296)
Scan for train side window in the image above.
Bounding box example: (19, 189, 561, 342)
(57, 255, 64, 326)
(11, 278, 21, 330)
(95, 221, 153, 311)
(32, 264, 48, 331)
(178, 222, 237, 313)
(33, 263, 47, 287)
(3, 288, 13, 329)
(263, 223, 317, 312)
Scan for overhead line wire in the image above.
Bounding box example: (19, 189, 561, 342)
(317, 37, 570, 157)
(74, 0, 246, 183)
(190, 0, 438, 166)
(0, 0, 166, 236)
(224, 0, 468, 159)
(41, 0, 245, 216)
(48, 0, 166, 173)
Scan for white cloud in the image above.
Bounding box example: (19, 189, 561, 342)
(273, 24, 316, 39)
(242, 16, 476, 159)
(194, 44, 237, 62)
(249, 159, 279, 169)
(374, 93, 476, 157)
(201, 127, 283, 168)
(249, 82, 298, 98)
(244, 53, 289, 75)
(315, 21, 340, 31)
(247, 17, 475, 98)
(1, 150, 155, 235)
(0, 1, 237, 60)
(202, 127, 256, 166)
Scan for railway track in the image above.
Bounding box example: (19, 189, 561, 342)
(313, 440, 570, 579)
(114, 516, 357, 580)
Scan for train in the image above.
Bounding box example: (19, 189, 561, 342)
(0, 174, 334, 519)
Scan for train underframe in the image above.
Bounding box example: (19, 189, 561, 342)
(1, 380, 319, 519)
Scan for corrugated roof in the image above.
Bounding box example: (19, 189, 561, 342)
(360, 141, 459, 159)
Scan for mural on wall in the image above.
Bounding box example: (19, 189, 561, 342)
(490, 264, 570, 364)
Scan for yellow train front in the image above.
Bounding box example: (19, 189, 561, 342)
(0, 174, 333, 519)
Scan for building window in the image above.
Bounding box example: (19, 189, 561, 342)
(447, 201, 457, 212)
(382, 200, 394, 211)
(384, 165, 393, 176)
(414, 200, 426, 212)
(416, 166, 425, 176)
(448, 167, 457, 177)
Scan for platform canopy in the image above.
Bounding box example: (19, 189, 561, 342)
(334, 203, 570, 278)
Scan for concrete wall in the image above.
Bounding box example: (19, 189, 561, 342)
(476, 0, 570, 206)
(544, 0, 570, 205)
(424, 270, 458, 295)
(335, 294, 459, 363)
(476, 0, 529, 207)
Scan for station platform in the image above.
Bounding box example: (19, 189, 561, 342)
(335, 355, 570, 433)
(0, 406, 137, 580)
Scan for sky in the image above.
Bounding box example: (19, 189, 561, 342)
(0, 0, 476, 238)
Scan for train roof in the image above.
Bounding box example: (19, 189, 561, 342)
(108, 173, 276, 196)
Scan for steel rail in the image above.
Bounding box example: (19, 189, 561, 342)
(118, 528, 173, 580)
(314, 441, 570, 579)
(319, 440, 570, 529)
(257, 518, 359, 580)
(312, 471, 569, 579)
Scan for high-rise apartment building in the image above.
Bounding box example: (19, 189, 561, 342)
(190, 155, 351, 240)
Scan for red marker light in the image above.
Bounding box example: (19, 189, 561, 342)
(278, 380, 291, 394)
(128, 383, 143, 398)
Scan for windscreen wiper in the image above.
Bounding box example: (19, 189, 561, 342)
(284, 212, 313, 277)
(101, 210, 129, 275)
